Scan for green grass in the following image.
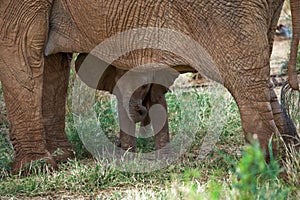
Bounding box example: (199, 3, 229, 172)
(0, 85, 12, 179)
(0, 133, 13, 179)
(0, 75, 299, 198)
(1, 83, 300, 199)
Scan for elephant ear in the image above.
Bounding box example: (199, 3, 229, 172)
(150, 68, 180, 102)
(75, 53, 117, 93)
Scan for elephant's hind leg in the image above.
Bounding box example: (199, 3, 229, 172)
(225, 47, 280, 160)
(270, 88, 299, 148)
(231, 84, 280, 161)
(146, 84, 170, 158)
(43, 53, 74, 163)
(0, 69, 57, 173)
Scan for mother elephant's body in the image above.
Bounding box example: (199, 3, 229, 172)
(0, 0, 299, 173)
(47, 0, 273, 73)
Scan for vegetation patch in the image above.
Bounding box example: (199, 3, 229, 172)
(0, 48, 300, 198)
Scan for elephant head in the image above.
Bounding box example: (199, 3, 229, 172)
(111, 68, 151, 123)
(75, 53, 178, 123)
(74, 53, 147, 123)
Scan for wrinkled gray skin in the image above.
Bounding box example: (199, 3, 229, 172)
(75, 54, 178, 152)
(0, 0, 299, 173)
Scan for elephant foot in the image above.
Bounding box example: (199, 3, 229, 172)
(155, 134, 171, 160)
(50, 147, 75, 163)
(46, 141, 75, 163)
(120, 131, 137, 152)
(10, 151, 57, 175)
(117, 138, 136, 152)
(121, 145, 136, 153)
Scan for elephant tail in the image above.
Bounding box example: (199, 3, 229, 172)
(288, 0, 300, 90)
(280, 81, 300, 145)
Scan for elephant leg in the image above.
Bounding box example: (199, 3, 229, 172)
(147, 85, 170, 156)
(43, 53, 74, 162)
(270, 88, 298, 146)
(152, 96, 169, 151)
(0, 68, 57, 173)
(118, 99, 137, 152)
(266, 1, 299, 146)
(234, 85, 298, 161)
(231, 83, 280, 161)
(0, 0, 56, 173)
(139, 108, 151, 136)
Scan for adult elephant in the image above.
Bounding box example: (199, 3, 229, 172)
(0, 0, 299, 173)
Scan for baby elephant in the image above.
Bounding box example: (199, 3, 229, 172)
(75, 54, 179, 154)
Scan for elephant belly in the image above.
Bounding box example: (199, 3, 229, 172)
(45, 0, 268, 83)
(46, 0, 178, 55)
(45, 0, 205, 74)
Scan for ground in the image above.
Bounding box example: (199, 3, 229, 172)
(0, 2, 299, 199)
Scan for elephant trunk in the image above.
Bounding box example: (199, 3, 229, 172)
(288, 0, 300, 90)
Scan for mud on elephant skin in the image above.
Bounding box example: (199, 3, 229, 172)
(75, 53, 179, 153)
(0, 0, 300, 173)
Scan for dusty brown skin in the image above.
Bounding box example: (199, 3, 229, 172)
(0, 0, 299, 173)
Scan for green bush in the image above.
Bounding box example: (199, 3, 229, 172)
(234, 141, 289, 200)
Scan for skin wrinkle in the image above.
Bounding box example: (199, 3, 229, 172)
(120, 0, 137, 31)
(64, 1, 93, 46)
(0, 0, 299, 172)
(0, 0, 58, 173)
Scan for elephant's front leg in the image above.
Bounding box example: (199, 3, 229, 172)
(43, 54, 74, 162)
(0, 0, 56, 173)
(0, 65, 57, 173)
